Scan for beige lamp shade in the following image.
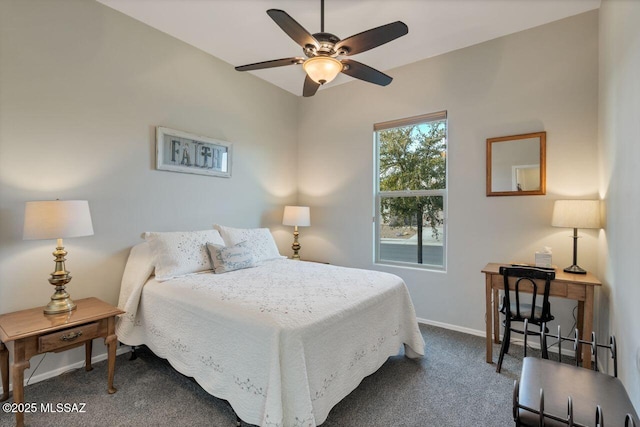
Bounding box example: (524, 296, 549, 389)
(551, 200, 601, 229)
(282, 206, 311, 227)
(23, 200, 94, 240)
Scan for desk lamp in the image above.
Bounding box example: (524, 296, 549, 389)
(551, 200, 601, 274)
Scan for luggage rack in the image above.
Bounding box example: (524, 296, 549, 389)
(513, 381, 636, 427)
(541, 325, 617, 376)
(513, 325, 638, 427)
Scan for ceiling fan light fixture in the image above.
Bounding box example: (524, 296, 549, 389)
(303, 56, 342, 85)
(236, 5, 408, 96)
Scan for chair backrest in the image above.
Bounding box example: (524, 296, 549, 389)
(499, 266, 556, 323)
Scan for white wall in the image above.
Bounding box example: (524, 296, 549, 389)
(3, 1, 635, 413)
(0, 0, 298, 382)
(598, 0, 640, 411)
(298, 11, 600, 336)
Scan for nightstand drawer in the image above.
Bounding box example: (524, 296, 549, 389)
(38, 322, 100, 352)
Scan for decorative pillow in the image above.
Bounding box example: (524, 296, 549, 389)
(143, 230, 225, 281)
(207, 241, 257, 274)
(214, 224, 283, 264)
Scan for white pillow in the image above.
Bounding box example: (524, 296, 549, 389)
(207, 241, 257, 274)
(143, 230, 225, 281)
(214, 224, 283, 263)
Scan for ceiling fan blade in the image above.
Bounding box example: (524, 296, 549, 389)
(267, 9, 319, 50)
(303, 75, 321, 97)
(340, 59, 392, 86)
(336, 21, 408, 56)
(235, 57, 304, 72)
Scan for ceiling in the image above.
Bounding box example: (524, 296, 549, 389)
(96, 0, 600, 97)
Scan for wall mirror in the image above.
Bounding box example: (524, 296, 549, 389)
(486, 131, 546, 196)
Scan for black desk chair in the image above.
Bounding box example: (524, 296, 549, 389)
(497, 266, 556, 373)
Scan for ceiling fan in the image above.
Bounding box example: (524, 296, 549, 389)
(235, 0, 408, 97)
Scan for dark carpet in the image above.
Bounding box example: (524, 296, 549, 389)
(0, 325, 551, 427)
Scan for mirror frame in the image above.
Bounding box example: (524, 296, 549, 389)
(486, 131, 546, 196)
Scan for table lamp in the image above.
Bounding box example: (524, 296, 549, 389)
(23, 200, 94, 314)
(282, 206, 310, 260)
(551, 199, 601, 274)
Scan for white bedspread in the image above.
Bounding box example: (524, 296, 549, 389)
(116, 243, 425, 427)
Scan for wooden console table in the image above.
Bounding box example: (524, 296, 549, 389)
(482, 263, 601, 369)
(0, 297, 124, 427)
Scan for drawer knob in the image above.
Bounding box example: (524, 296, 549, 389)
(60, 331, 83, 341)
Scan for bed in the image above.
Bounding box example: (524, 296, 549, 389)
(116, 228, 425, 427)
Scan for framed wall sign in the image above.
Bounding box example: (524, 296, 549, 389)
(156, 126, 232, 178)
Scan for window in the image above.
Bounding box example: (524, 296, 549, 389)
(374, 111, 447, 270)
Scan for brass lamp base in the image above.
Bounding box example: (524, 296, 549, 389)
(44, 288, 77, 314)
(44, 241, 77, 314)
(291, 227, 301, 260)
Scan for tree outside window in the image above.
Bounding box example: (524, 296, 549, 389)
(375, 112, 447, 268)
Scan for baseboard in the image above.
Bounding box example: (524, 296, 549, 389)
(417, 317, 486, 338)
(0, 345, 130, 394)
(417, 317, 580, 359)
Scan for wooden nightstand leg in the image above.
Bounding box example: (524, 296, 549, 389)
(105, 335, 117, 394)
(12, 341, 30, 427)
(85, 340, 93, 371)
(105, 316, 117, 394)
(0, 342, 8, 401)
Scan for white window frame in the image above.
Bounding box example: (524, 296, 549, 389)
(373, 111, 448, 271)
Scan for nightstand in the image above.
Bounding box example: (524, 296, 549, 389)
(0, 297, 124, 427)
